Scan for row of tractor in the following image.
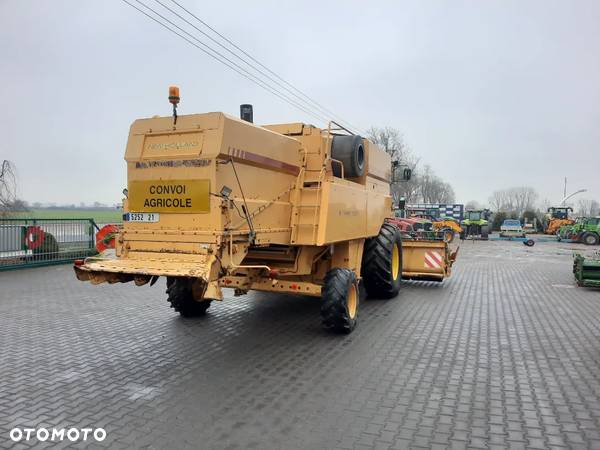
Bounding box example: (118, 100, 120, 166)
(398, 204, 600, 246)
(399, 207, 492, 242)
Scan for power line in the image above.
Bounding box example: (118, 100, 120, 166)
(122, 0, 331, 123)
(151, 0, 354, 129)
(165, 0, 362, 132)
(121, 0, 364, 133)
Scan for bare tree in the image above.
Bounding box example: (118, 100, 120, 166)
(417, 165, 455, 203)
(367, 126, 409, 163)
(368, 126, 455, 205)
(511, 187, 538, 215)
(577, 199, 600, 217)
(0, 160, 17, 216)
(489, 186, 538, 215)
(368, 127, 420, 204)
(436, 181, 455, 203)
(539, 198, 552, 213)
(489, 189, 511, 211)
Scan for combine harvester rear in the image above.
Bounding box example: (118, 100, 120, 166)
(74, 88, 457, 333)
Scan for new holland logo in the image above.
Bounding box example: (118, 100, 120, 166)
(146, 141, 200, 151)
(424, 251, 443, 269)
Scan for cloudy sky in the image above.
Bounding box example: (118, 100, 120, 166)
(1, 0, 599, 206)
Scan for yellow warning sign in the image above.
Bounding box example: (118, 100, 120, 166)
(128, 179, 210, 213)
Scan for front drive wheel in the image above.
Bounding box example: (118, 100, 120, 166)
(481, 226, 489, 240)
(583, 232, 600, 246)
(361, 223, 402, 299)
(321, 268, 360, 334)
(166, 277, 212, 317)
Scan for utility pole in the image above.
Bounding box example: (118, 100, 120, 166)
(564, 177, 567, 200)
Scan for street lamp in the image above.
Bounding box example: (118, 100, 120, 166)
(560, 189, 587, 205)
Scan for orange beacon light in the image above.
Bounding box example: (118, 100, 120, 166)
(168, 85, 180, 124)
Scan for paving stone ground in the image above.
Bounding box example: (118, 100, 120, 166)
(1, 239, 600, 449)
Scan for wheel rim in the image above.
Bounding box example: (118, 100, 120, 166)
(347, 284, 358, 319)
(392, 243, 400, 280)
(586, 235, 595, 245)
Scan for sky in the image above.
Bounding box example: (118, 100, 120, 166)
(1, 0, 599, 206)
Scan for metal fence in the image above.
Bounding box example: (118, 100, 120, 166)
(0, 218, 99, 271)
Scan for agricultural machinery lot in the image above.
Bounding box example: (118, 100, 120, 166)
(1, 239, 600, 449)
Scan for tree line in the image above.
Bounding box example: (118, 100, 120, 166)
(464, 186, 599, 230)
(0, 160, 25, 217)
(484, 186, 598, 217)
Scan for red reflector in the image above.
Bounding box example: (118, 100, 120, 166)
(74, 259, 84, 266)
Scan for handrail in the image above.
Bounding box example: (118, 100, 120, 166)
(329, 158, 344, 179)
(311, 167, 326, 242)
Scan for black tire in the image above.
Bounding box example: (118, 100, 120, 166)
(582, 232, 600, 246)
(331, 135, 365, 178)
(481, 226, 489, 240)
(321, 268, 359, 333)
(361, 223, 402, 299)
(459, 231, 466, 240)
(166, 277, 212, 317)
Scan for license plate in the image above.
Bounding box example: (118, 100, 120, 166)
(124, 213, 160, 223)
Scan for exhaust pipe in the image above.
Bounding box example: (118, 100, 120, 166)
(240, 104, 253, 123)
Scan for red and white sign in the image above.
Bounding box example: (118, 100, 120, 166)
(424, 251, 443, 269)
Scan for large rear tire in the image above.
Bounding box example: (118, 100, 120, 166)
(361, 223, 402, 299)
(481, 226, 489, 240)
(166, 277, 212, 317)
(321, 268, 359, 334)
(583, 232, 600, 246)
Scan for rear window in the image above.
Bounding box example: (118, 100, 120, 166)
(504, 220, 521, 226)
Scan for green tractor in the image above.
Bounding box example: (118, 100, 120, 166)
(572, 217, 600, 245)
(557, 218, 582, 241)
(558, 217, 600, 245)
(460, 209, 492, 240)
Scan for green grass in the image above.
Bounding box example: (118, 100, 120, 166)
(10, 209, 122, 223)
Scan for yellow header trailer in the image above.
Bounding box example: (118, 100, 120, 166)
(75, 94, 456, 334)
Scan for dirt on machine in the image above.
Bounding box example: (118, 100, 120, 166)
(74, 88, 458, 333)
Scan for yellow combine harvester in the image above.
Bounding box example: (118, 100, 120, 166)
(75, 89, 456, 333)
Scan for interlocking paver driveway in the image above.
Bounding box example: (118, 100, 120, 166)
(1, 240, 600, 449)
